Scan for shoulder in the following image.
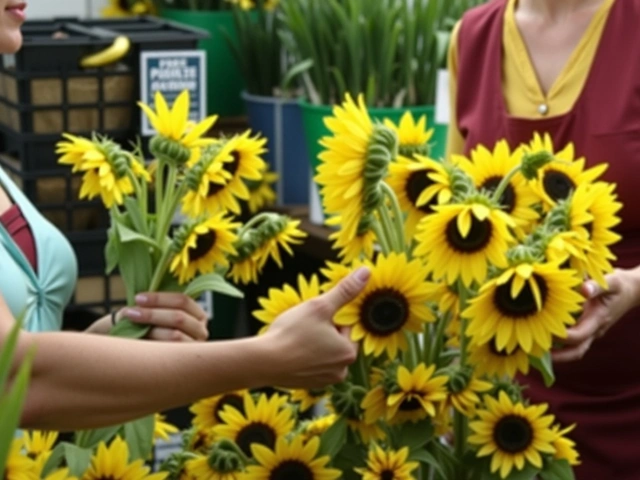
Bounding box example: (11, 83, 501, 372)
(458, 0, 507, 37)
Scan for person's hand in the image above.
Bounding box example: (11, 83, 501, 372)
(552, 268, 640, 362)
(116, 292, 209, 342)
(262, 267, 370, 389)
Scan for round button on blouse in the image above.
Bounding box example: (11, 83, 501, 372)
(537, 103, 549, 115)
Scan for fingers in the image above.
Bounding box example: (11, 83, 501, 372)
(315, 267, 370, 314)
(582, 279, 605, 299)
(135, 292, 208, 323)
(562, 315, 600, 346)
(552, 338, 593, 363)
(120, 306, 209, 341)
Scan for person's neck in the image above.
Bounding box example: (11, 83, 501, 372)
(517, 0, 607, 21)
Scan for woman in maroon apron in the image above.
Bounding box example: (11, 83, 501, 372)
(451, 0, 640, 477)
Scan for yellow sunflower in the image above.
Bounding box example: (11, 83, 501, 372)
(467, 339, 536, 379)
(226, 0, 279, 9)
(4, 439, 37, 480)
(383, 111, 433, 158)
(181, 142, 236, 218)
(244, 435, 340, 480)
(252, 274, 320, 334)
(44, 468, 78, 480)
(526, 132, 607, 210)
(469, 391, 557, 479)
(326, 215, 377, 262)
(245, 168, 278, 214)
(300, 414, 337, 441)
(315, 93, 379, 242)
(22, 430, 58, 474)
(414, 200, 515, 287)
(170, 212, 240, 284)
(102, 0, 155, 16)
(56, 133, 103, 172)
(464, 261, 583, 354)
(138, 90, 217, 157)
(347, 417, 387, 444)
(444, 374, 493, 417)
(214, 393, 294, 458)
(190, 390, 249, 431)
(252, 217, 307, 269)
(551, 424, 580, 466)
(455, 140, 540, 232)
(184, 454, 242, 480)
(289, 388, 328, 413)
(387, 155, 454, 239)
(354, 445, 419, 480)
(81, 436, 167, 480)
(154, 414, 179, 442)
(334, 252, 438, 358)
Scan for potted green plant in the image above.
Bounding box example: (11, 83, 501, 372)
(223, 0, 311, 206)
(152, 0, 271, 117)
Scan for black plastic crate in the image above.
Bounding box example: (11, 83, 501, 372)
(66, 271, 127, 317)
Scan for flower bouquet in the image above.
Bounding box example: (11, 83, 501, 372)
(151, 94, 621, 480)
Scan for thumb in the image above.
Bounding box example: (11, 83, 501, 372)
(317, 267, 370, 313)
(582, 279, 605, 299)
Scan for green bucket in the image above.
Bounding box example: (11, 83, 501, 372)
(159, 9, 246, 117)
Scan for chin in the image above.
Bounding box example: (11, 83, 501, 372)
(0, 31, 22, 54)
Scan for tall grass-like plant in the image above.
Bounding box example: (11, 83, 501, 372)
(0, 320, 34, 476)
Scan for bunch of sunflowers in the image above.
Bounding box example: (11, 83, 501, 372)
(148, 93, 619, 480)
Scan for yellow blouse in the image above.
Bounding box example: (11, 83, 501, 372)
(446, 0, 615, 157)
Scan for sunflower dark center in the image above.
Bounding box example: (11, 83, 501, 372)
(406, 170, 436, 213)
(188, 231, 217, 262)
(482, 176, 516, 213)
(236, 423, 277, 457)
(381, 471, 395, 480)
(445, 216, 492, 253)
(542, 170, 575, 202)
(494, 415, 534, 453)
(399, 395, 422, 412)
(225, 151, 241, 178)
(584, 221, 594, 238)
(214, 394, 245, 423)
(494, 274, 548, 318)
(360, 288, 409, 335)
(269, 460, 314, 480)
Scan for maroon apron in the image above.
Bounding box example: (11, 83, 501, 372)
(457, 1, 640, 477)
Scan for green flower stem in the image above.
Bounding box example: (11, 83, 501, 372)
(410, 333, 422, 369)
(456, 281, 471, 367)
(490, 164, 520, 205)
(155, 181, 188, 249)
(127, 171, 149, 237)
(148, 245, 174, 293)
(454, 410, 469, 479)
(371, 217, 391, 255)
(422, 322, 432, 367)
(154, 159, 165, 237)
(353, 352, 369, 390)
(429, 311, 450, 368)
(237, 212, 271, 237)
(381, 182, 407, 252)
(378, 201, 401, 253)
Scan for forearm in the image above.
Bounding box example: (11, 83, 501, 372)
(16, 331, 272, 431)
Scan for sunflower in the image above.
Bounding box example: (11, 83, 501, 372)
(465, 261, 583, 354)
(467, 339, 535, 379)
(414, 200, 515, 287)
(289, 388, 328, 413)
(551, 424, 580, 466)
(319, 261, 352, 292)
(181, 142, 236, 218)
(334, 252, 437, 358)
(316, 93, 385, 243)
(252, 217, 307, 269)
(444, 374, 493, 417)
(154, 414, 179, 442)
(245, 168, 278, 214)
(384, 111, 433, 158)
(214, 393, 294, 458)
(44, 468, 78, 480)
(347, 417, 387, 444)
(244, 435, 340, 480)
(469, 391, 557, 479)
(4, 439, 37, 480)
(326, 215, 377, 262)
(138, 90, 217, 161)
(190, 390, 249, 431)
(354, 445, 419, 480)
(22, 430, 58, 474)
(184, 454, 242, 480)
(170, 212, 240, 284)
(82, 436, 167, 480)
(526, 132, 607, 210)
(102, 0, 155, 16)
(300, 414, 337, 441)
(226, 0, 280, 9)
(455, 140, 540, 232)
(56, 133, 103, 172)
(387, 155, 454, 238)
(252, 274, 320, 334)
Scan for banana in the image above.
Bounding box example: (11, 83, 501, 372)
(80, 35, 131, 68)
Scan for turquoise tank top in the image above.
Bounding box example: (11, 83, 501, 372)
(0, 167, 78, 332)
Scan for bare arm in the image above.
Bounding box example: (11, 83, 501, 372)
(2, 268, 369, 431)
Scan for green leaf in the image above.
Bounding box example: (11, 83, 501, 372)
(123, 197, 149, 237)
(105, 226, 120, 275)
(332, 442, 366, 479)
(109, 319, 149, 339)
(479, 460, 539, 480)
(41, 443, 66, 477)
(539, 460, 576, 480)
(117, 239, 154, 305)
(61, 443, 93, 477)
(318, 416, 347, 459)
(408, 447, 445, 478)
(74, 425, 121, 449)
(530, 352, 555, 387)
(396, 418, 434, 451)
(183, 273, 244, 299)
(281, 58, 314, 92)
(123, 415, 155, 461)
(115, 221, 158, 249)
